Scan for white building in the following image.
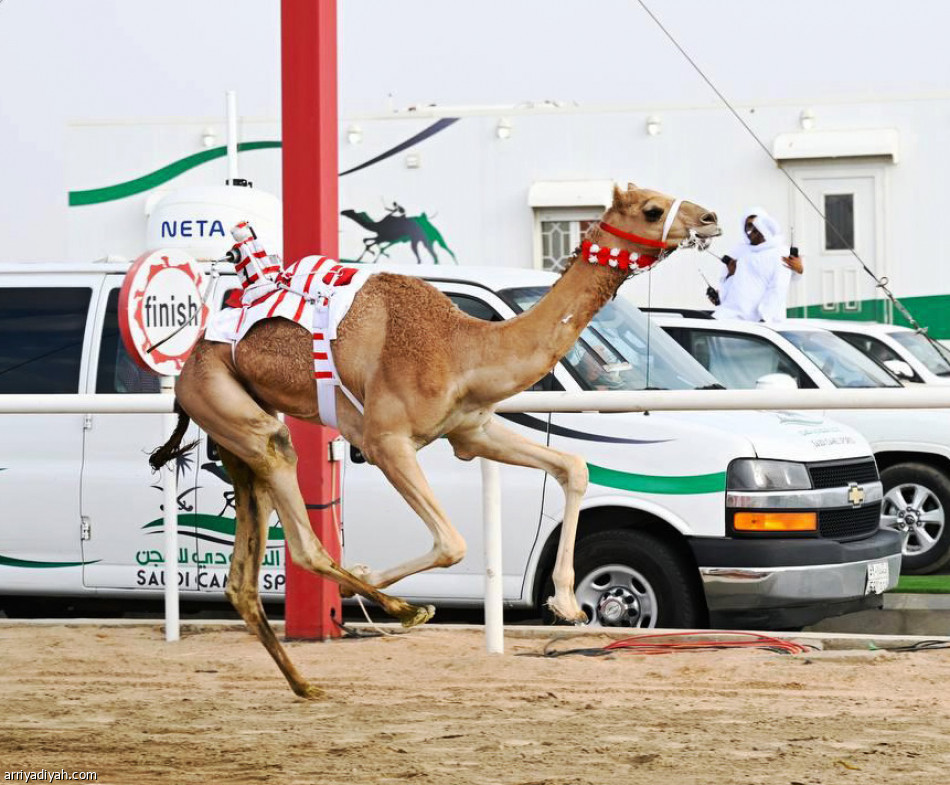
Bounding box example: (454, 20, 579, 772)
(1, 0, 949, 331)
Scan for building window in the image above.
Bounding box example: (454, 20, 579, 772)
(536, 208, 599, 272)
(824, 193, 855, 251)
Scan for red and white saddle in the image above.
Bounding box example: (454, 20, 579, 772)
(205, 224, 369, 428)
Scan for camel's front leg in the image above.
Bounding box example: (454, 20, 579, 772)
(353, 433, 468, 590)
(448, 418, 589, 624)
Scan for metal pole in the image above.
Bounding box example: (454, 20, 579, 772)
(226, 90, 239, 183)
(281, 0, 342, 640)
(160, 376, 180, 643)
(481, 458, 504, 654)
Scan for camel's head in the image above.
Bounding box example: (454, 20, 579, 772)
(602, 183, 720, 256)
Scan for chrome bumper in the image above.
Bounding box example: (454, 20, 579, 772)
(700, 550, 902, 611)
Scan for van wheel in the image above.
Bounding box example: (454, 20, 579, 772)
(880, 463, 950, 574)
(543, 529, 704, 628)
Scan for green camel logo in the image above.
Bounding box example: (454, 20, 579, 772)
(342, 202, 457, 264)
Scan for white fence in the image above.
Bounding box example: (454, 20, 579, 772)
(5, 386, 950, 650)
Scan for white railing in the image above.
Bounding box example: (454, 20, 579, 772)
(6, 386, 950, 651)
(7, 385, 950, 416)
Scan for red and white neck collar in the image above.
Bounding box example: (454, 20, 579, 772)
(580, 240, 659, 271)
(580, 198, 685, 271)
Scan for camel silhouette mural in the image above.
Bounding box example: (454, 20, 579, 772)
(151, 183, 719, 698)
(342, 202, 457, 264)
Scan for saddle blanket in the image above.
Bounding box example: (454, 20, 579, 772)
(205, 255, 371, 428)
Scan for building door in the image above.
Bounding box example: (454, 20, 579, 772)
(788, 164, 885, 317)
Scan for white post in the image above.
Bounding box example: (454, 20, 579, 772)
(481, 458, 504, 654)
(161, 376, 180, 643)
(226, 90, 239, 183)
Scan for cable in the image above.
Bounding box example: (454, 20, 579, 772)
(634, 0, 948, 355)
(534, 630, 818, 658)
(326, 441, 398, 638)
(872, 639, 950, 653)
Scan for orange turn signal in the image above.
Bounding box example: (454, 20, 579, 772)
(734, 511, 817, 532)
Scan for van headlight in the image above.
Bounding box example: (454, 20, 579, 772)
(727, 459, 812, 491)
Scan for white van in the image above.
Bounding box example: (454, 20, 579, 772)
(0, 262, 902, 628)
(788, 318, 950, 387)
(653, 313, 950, 574)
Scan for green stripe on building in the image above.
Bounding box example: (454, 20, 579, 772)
(68, 141, 282, 206)
(588, 463, 726, 495)
(787, 293, 950, 339)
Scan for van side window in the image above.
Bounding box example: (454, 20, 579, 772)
(96, 289, 161, 393)
(449, 294, 503, 322)
(672, 329, 815, 390)
(0, 287, 91, 393)
(836, 332, 909, 372)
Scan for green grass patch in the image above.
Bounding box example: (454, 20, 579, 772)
(895, 574, 950, 593)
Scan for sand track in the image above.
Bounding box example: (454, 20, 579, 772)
(1, 624, 948, 784)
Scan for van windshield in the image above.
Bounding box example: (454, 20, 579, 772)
(889, 331, 950, 377)
(780, 329, 902, 388)
(501, 286, 722, 391)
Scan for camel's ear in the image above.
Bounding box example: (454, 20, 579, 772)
(612, 184, 624, 206)
(626, 181, 639, 191)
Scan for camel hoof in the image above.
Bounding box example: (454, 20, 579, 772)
(292, 682, 325, 701)
(399, 603, 436, 629)
(546, 596, 589, 626)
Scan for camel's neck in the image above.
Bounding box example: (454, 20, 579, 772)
(466, 249, 629, 404)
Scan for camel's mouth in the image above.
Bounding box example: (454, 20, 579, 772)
(678, 226, 722, 252)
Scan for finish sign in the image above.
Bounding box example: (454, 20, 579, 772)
(119, 248, 209, 376)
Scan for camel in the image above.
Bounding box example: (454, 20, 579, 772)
(150, 183, 720, 698)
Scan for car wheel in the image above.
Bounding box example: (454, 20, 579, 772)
(543, 529, 704, 628)
(880, 463, 950, 574)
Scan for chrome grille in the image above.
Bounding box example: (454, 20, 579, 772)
(808, 459, 878, 490)
(818, 502, 882, 541)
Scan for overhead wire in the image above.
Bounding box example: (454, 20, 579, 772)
(634, 0, 949, 358)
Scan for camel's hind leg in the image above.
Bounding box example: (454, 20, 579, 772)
(176, 357, 433, 693)
(216, 445, 322, 700)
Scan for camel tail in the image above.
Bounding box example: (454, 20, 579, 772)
(149, 401, 197, 472)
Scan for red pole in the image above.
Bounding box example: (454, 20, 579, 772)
(280, 0, 341, 639)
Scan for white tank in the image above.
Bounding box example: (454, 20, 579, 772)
(145, 185, 283, 259)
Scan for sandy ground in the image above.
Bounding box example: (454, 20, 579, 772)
(1, 623, 949, 784)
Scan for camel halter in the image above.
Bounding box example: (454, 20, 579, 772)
(598, 197, 684, 250)
(585, 198, 684, 271)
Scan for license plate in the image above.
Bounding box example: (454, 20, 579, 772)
(865, 560, 890, 595)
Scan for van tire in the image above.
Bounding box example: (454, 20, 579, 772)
(542, 529, 703, 628)
(881, 463, 950, 575)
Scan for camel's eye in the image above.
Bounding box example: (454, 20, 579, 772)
(643, 206, 664, 222)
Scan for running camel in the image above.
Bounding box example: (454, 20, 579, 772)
(150, 183, 720, 698)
